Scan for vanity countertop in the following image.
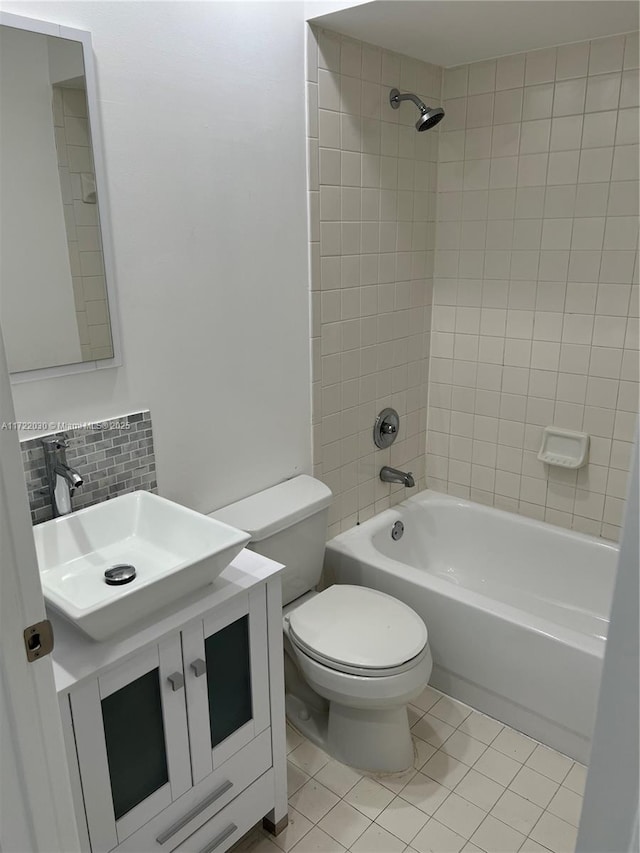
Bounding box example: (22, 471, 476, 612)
(51, 548, 284, 695)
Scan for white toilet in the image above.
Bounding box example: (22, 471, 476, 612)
(211, 475, 432, 772)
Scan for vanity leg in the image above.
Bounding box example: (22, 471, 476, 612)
(263, 813, 289, 836)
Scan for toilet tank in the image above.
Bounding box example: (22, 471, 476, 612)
(209, 475, 332, 605)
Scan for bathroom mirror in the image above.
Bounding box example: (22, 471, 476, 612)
(0, 13, 120, 380)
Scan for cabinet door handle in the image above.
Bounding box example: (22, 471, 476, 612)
(197, 823, 237, 853)
(190, 658, 206, 677)
(167, 672, 184, 691)
(155, 780, 233, 845)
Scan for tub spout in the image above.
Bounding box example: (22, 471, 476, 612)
(380, 466, 415, 488)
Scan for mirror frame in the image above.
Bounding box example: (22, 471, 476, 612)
(1, 11, 122, 383)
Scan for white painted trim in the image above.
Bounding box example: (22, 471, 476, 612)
(265, 577, 288, 829)
(0, 11, 123, 383)
(70, 678, 118, 852)
(116, 784, 172, 846)
(182, 618, 214, 784)
(159, 632, 193, 802)
(0, 326, 80, 851)
(98, 643, 159, 699)
(577, 432, 639, 853)
(249, 585, 271, 737)
(59, 696, 91, 852)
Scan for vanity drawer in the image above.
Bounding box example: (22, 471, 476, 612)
(174, 770, 273, 853)
(116, 729, 272, 852)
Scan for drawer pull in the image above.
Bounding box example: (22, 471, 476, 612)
(155, 780, 233, 845)
(197, 823, 237, 853)
(191, 658, 207, 677)
(167, 672, 184, 691)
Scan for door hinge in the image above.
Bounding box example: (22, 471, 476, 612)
(23, 620, 54, 662)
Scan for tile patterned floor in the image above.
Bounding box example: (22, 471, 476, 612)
(235, 686, 587, 853)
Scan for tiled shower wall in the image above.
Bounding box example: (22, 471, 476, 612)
(307, 27, 441, 537)
(52, 84, 113, 361)
(428, 33, 639, 541)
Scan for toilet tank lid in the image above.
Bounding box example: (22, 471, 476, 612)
(208, 475, 332, 542)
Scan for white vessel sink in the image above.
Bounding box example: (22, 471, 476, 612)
(34, 491, 250, 641)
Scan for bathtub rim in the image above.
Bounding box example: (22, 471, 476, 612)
(324, 489, 619, 659)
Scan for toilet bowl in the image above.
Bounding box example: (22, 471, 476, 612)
(209, 475, 432, 772)
(283, 585, 432, 772)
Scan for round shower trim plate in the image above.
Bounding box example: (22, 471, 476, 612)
(373, 407, 400, 449)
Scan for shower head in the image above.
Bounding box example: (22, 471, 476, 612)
(389, 88, 445, 132)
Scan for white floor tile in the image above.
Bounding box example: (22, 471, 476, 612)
(509, 766, 560, 807)
(376, 764, 419, 794)
(470, 814, 526, 853)
(454, 769, 505, 812)
(290, 826, 346, 853)
(317, 800, 371, 848)
(289, 741, 331, 776)
(344, 777, 396, 820)
(272, 808, 314, 852)
(473, 747, 521, 786)
(288, 760, 311, 796)
(433, 792, 486, 839)
(421, 751, 471, 790)
(289, 779, 340, 824)
(280, 688, 583, 853)
(408, 704, 426, 727)
(458, 712, 504, 746)
(529, 811, 578, 853)
(287, 724, 304, 754)
(413, 737, 438, 770)
(411, 818, 467, 853)
(561, 763, 587, 796)
(442, 731, 488, 766)
(232, 826, 279, 852)
(412, 713, 456, 747)
(547, 786, 583, 827)
(519, 839, 554, 852)
(412, 686, 443, 713)
(525, 745, 573, 783)
(429, 696, 473, 728)
(490, 789, 543, 835)
(491, 728, 537, 763)
(399, 771, 452, 815)
(349, 823, 406, 853)
(315, 759, 362, 798)
(375, 795, 430, 843)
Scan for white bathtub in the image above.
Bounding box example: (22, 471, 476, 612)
(324, 491, 619, 764)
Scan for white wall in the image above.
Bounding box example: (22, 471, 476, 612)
(2, 1, 312, 513)
(576, 434, 638, 852)
(0, 26, 82, 372)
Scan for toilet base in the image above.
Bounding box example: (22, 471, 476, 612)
(285, 693, 414, 773)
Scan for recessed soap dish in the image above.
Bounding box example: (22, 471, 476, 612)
(538, 427, 589, 469)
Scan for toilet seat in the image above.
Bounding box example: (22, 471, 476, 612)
(286, 585, 428, 677)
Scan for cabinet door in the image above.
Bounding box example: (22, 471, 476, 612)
(70, 635, 192, 852)
(182, 586, 271, 784)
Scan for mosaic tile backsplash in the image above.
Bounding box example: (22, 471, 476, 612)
(21, 411, 157, 524)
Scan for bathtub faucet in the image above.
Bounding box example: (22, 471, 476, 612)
(380, 466, 415, 488)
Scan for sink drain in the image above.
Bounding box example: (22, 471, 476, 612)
(104, 564, 136, 585)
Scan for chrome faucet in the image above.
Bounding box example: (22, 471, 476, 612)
(42, 435, 83, 517)
(380, 466, 415, 488)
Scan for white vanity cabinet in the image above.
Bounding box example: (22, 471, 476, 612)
(54, 552, 287, 853)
